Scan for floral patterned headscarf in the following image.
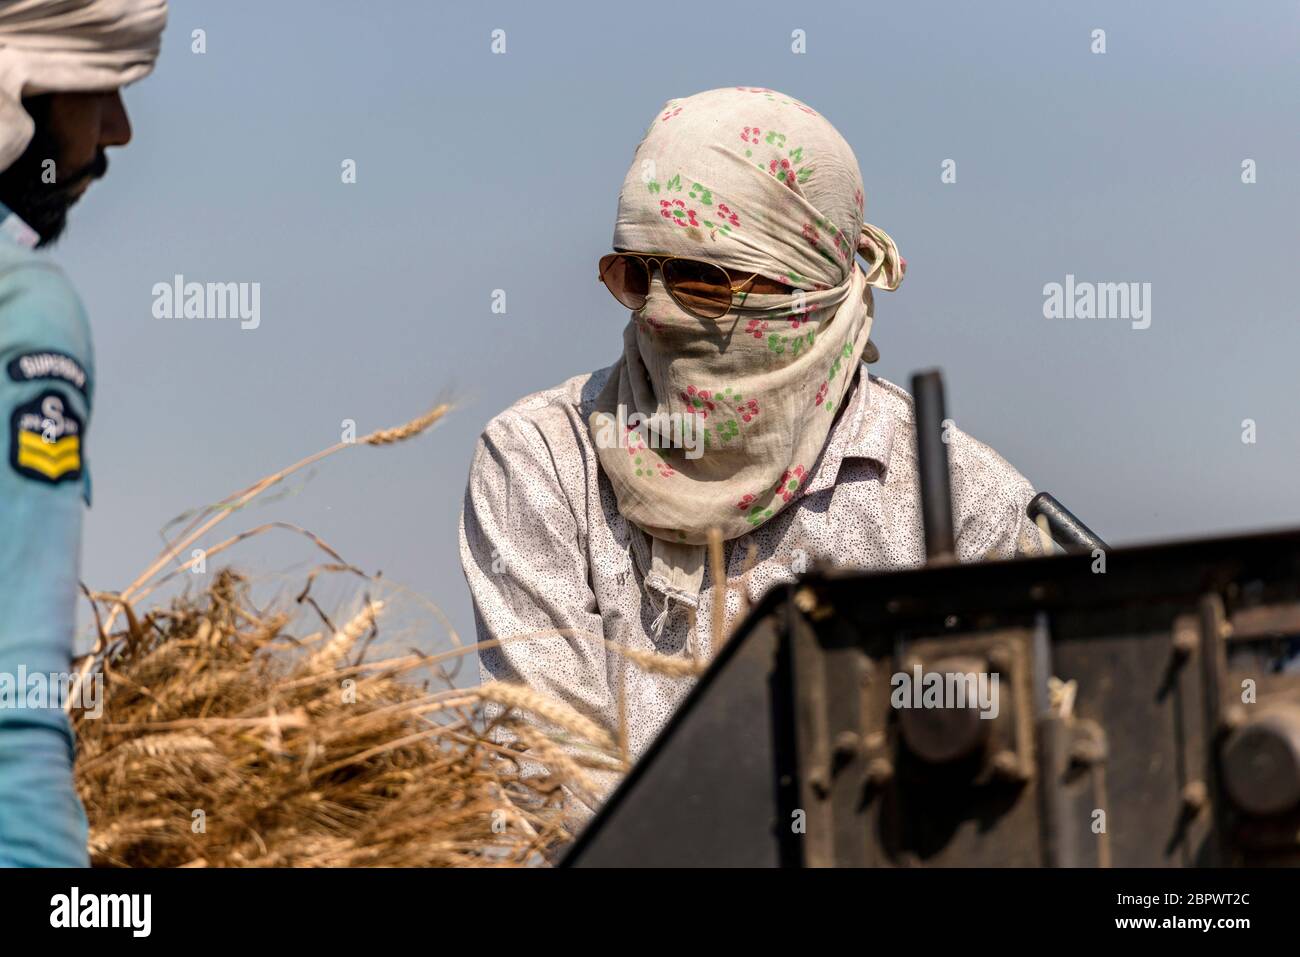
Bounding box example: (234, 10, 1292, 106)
(589, 87, 904, 629)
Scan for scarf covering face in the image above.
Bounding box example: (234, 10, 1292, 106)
(590, 87, 904, 620)
(0, 0, 167, 171)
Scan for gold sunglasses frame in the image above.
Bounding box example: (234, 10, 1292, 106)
(597, 251, 764, 321)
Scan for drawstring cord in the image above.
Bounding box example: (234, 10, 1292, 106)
(650, 594, 673, 638)
(649, 593, 699, 660)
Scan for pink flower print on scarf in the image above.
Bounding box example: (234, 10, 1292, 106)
(736, 491, 774, 527)
(769, 156, 798, 190)
(660, 198, 699, 228)
(787, 297, 811, 329)
(774, 465, 807, 503)
(803, 217, 849, 267)
(626, 424, 674, 478)
(681, 385, 715, 419)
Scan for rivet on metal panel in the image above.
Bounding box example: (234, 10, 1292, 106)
(793, 585, 833, 621)
(1181, 780, 1208, 814)
(987, 644, 1014, 674)
(833, 731, 862, 760)
(809, 768, 830, 799)
(1070, 737, 1106, 768)
(865, 757, 894, 787)
(991, 750, 1029, 782)
(1223, 705, 1246, 731)
(1066, 720, 1106, 770)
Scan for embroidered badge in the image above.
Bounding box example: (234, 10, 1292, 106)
(9, 389, 83, 484)
(6, 351, 89, 398)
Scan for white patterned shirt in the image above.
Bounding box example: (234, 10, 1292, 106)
(459, 363, 1045, 785)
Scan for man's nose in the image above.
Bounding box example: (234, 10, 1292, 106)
(98, 91, 132, 148)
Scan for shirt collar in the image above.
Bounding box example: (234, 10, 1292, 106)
(0, 201, 40, 250)
(802, 365, 896, 496)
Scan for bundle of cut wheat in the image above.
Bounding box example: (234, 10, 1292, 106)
(70, 404, 642, 867)
(74, 566, 628, 866)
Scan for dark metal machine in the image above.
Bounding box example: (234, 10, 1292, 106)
(563, 371, 1300, 867)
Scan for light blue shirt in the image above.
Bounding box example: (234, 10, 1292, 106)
(0, 202, 91, 867)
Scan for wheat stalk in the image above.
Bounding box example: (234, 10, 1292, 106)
(474, 681, 616, 752)
(308, 601, 384, 672)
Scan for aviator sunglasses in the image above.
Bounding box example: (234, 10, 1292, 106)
(598, 251, 792, 321)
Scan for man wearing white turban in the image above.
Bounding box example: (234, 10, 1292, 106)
(0, 0, 166, 866)
(460, 87, 1047, 807)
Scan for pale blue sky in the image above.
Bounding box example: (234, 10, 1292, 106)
(56, 0, 1300, 654)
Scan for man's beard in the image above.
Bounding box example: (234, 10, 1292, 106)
(0, 113, 107, 248)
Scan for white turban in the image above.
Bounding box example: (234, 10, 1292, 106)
(0, 0, 167, 171)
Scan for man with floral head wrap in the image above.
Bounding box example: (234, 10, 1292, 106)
(0, 0, 166, 866)
(460, 87, 1044, 807)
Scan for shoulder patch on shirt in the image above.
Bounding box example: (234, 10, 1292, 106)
(9, 389, 83, 484)
(6, 350, 89, 398)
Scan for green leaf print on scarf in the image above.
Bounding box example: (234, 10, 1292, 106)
(625, 426, 676, 479)
(740, 125, 815, 188)
(767, 329, 816, 357)
(645, 174, 741, 240)
(814, 343, 855, 413)
(696, 386, 759, 449)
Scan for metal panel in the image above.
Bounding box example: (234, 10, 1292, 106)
(564, 613, 785, 867)
(563, 526, 1300, 867)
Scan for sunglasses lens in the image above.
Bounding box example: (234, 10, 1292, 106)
(662, 257, 733, 319)
(599, 254, 649, 310)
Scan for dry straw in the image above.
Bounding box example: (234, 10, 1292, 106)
(73, 403, 740, 867)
